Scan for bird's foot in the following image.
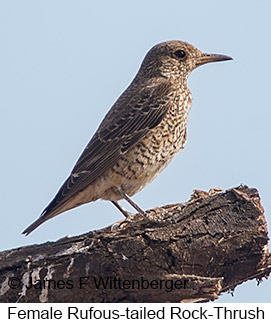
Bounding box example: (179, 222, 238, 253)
(111, 219, 127, 231)
(110, 210, 155, 231)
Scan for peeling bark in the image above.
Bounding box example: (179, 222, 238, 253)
(0, 185, 270, 302)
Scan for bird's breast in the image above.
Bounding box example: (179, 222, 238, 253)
(101, 87, 193, 198)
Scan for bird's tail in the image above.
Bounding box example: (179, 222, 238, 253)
(22, 217, 48, 236)
(22, 186, 69, 235)
(22, 207, 59, 236)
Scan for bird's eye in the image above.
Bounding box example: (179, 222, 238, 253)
(174, 50, 186, 59)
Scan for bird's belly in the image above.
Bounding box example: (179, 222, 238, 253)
(101, 118, 188, 200)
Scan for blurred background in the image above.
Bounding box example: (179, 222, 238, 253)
(0, 0, 270, 302)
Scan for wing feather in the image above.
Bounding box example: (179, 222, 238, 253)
(42, 79, 175, 215)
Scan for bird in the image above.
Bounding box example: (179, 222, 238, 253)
(22, 40, 232, 235)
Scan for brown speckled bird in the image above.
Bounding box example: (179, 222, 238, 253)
(23, 40, 232, 235)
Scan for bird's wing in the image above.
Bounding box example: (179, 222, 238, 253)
(42, 80, 175, 216)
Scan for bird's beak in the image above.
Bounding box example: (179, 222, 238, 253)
(196, 53, 233, 67)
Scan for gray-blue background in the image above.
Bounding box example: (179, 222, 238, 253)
(1, 0, 270, 302)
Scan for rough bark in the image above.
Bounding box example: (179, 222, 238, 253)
(0, 185, 270, 303)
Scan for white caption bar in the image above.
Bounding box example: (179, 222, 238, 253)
(0, 303, 270, 322)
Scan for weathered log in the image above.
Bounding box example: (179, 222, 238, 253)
(0, 185, 270, 302)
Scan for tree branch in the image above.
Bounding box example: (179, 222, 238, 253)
(0, 185, 270, 302)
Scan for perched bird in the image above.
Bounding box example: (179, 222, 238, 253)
(23, 40, 232, 235)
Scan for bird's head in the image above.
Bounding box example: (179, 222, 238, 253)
(140, 40, 232, 81)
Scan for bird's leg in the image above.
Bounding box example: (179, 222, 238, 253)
(114, 188, 147, 216)
(110, 201, 136, 231)
(111, 201, 134, 218)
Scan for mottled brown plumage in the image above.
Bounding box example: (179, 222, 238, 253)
(23, 40, 232, 235)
